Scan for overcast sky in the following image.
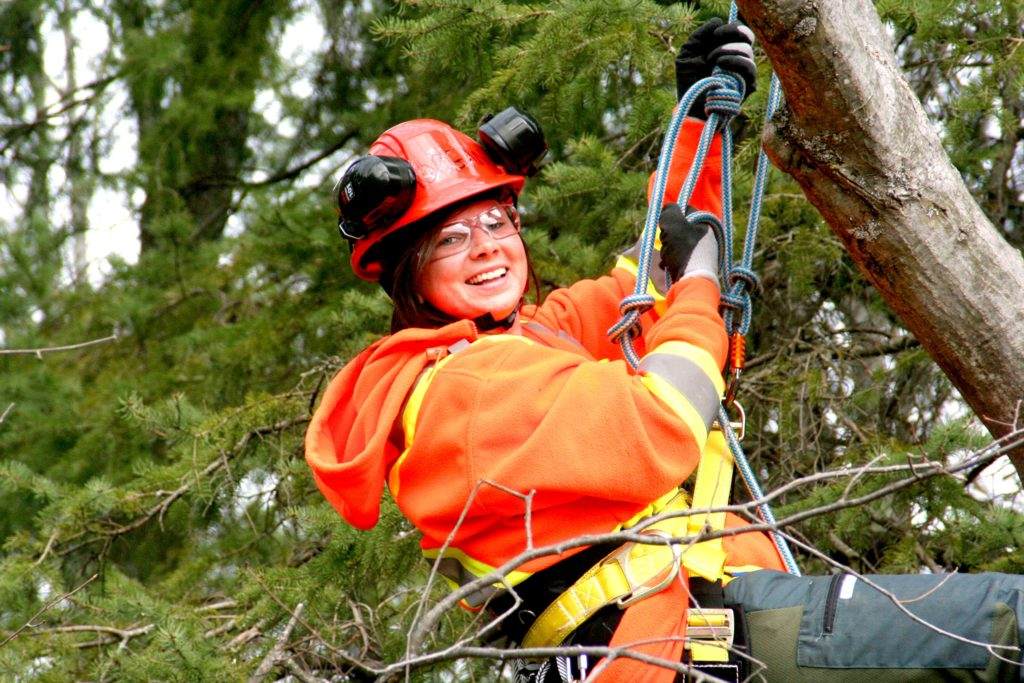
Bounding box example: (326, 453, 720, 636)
(1, 2, 327, 284)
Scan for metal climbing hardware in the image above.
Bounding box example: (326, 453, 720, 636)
(724, 331, 746, 407)
(721, 400, 745, 442)
(686, 607, 735, 663)
(613, 529, 682, 608)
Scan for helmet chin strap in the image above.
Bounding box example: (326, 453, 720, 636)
(472, 301, 521, 333)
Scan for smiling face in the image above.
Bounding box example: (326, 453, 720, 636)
(417, 197, 528, 322)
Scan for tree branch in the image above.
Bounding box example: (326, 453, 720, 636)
(53, 416, 309, 558)
(736, 0, 1024, 474)
(0, 331, 120, 357)
(0, 574, 98, 648)
(240, 132, 358, 188)
(249, 602, 305, 683)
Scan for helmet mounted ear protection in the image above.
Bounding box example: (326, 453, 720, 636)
(336, 107, 547, 253)
(337, 156, 417, 241)
(477, 107, 546, 177)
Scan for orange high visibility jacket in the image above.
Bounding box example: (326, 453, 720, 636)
(305, 119, 784, 681)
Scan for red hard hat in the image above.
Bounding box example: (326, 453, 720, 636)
(350, 119, 526, 282)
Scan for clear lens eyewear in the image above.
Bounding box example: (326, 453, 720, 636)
(429, 204, 521, 261)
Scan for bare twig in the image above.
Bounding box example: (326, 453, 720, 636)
(347, 599, 373, 660)
(249, 572, 373, 669)
(0, 402, 14, 427)
(378, 639, 722, 681)
(33, 623, 155, 649)
(204, 618, 238, 638)
(406, 480, 536, 656)
(899, 570, 957, 605)
(240, 133, 357, 188)
(32, 530, 59, 567)
(778, 531, 1021, 662)
(0, 574, 98, 648)
(0, 332, 119, 357)
(225, 621, 265, 650)
(198, 598, 238, 612)
(405, 426, 1024, 650)
(249, 602, 305, 682)
(284, 658, 330, 683)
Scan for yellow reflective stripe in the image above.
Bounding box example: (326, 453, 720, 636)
(646, 340, 726, 395)
(690, 431, 732, 530)
(640, 372, 710, 450)
(614, 255, 668, 315)
(390, 355, 453, 496)
(422, 546, 532, 588)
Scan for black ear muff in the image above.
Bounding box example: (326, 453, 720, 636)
(336, 155, 417, 241)
(478, 107, 548, 177)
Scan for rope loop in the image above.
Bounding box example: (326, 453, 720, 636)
(607, 293, 655, 344)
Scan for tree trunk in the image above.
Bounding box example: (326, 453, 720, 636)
(735, 0, 1024, 475)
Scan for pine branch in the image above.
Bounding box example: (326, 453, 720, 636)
(283, 658, 330, 683)
(745, 333, 920, 371)
(249, 572, 382, 671)
(53, 416, 310, 558)
(0, 72, 121, 134)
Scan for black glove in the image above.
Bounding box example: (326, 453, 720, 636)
(658, 203, 714, 282)
(675, 18, 757, 119)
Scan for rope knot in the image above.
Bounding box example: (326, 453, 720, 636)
(607, 293, 655, 344)
(727, 266, 761, 293)
(719, 290, 747, 313)
(703, 73, 744, 120)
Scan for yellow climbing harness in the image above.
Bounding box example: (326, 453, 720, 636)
(521, 423, 747, 662)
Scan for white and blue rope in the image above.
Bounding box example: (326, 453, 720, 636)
(608, 5, 800, 575)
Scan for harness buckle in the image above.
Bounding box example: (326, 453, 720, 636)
(610, 529, 682, 608)
(686, 607, 736, 663)
(686, 607, 735, 643)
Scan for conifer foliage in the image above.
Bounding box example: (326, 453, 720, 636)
(1, 1, 1022, 680)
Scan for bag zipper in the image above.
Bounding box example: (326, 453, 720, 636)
(822, 573, 844, 635)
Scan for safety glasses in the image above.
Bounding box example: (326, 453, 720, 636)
(428, 204, 521, 262)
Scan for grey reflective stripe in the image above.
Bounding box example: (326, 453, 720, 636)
(434, 557, 503, 608)
(639, 352, 720, 431)
(448, 338, 471, 354)
(523, 321, 585, 351)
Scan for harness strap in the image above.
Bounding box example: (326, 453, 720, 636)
(521, 426, 735, 649)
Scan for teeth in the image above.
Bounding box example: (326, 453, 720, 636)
(468, 268, 507, 285)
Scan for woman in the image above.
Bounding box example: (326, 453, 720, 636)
(304, 20, 782, 682)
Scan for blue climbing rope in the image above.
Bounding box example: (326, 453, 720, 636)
(609, 6, 800, 576)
